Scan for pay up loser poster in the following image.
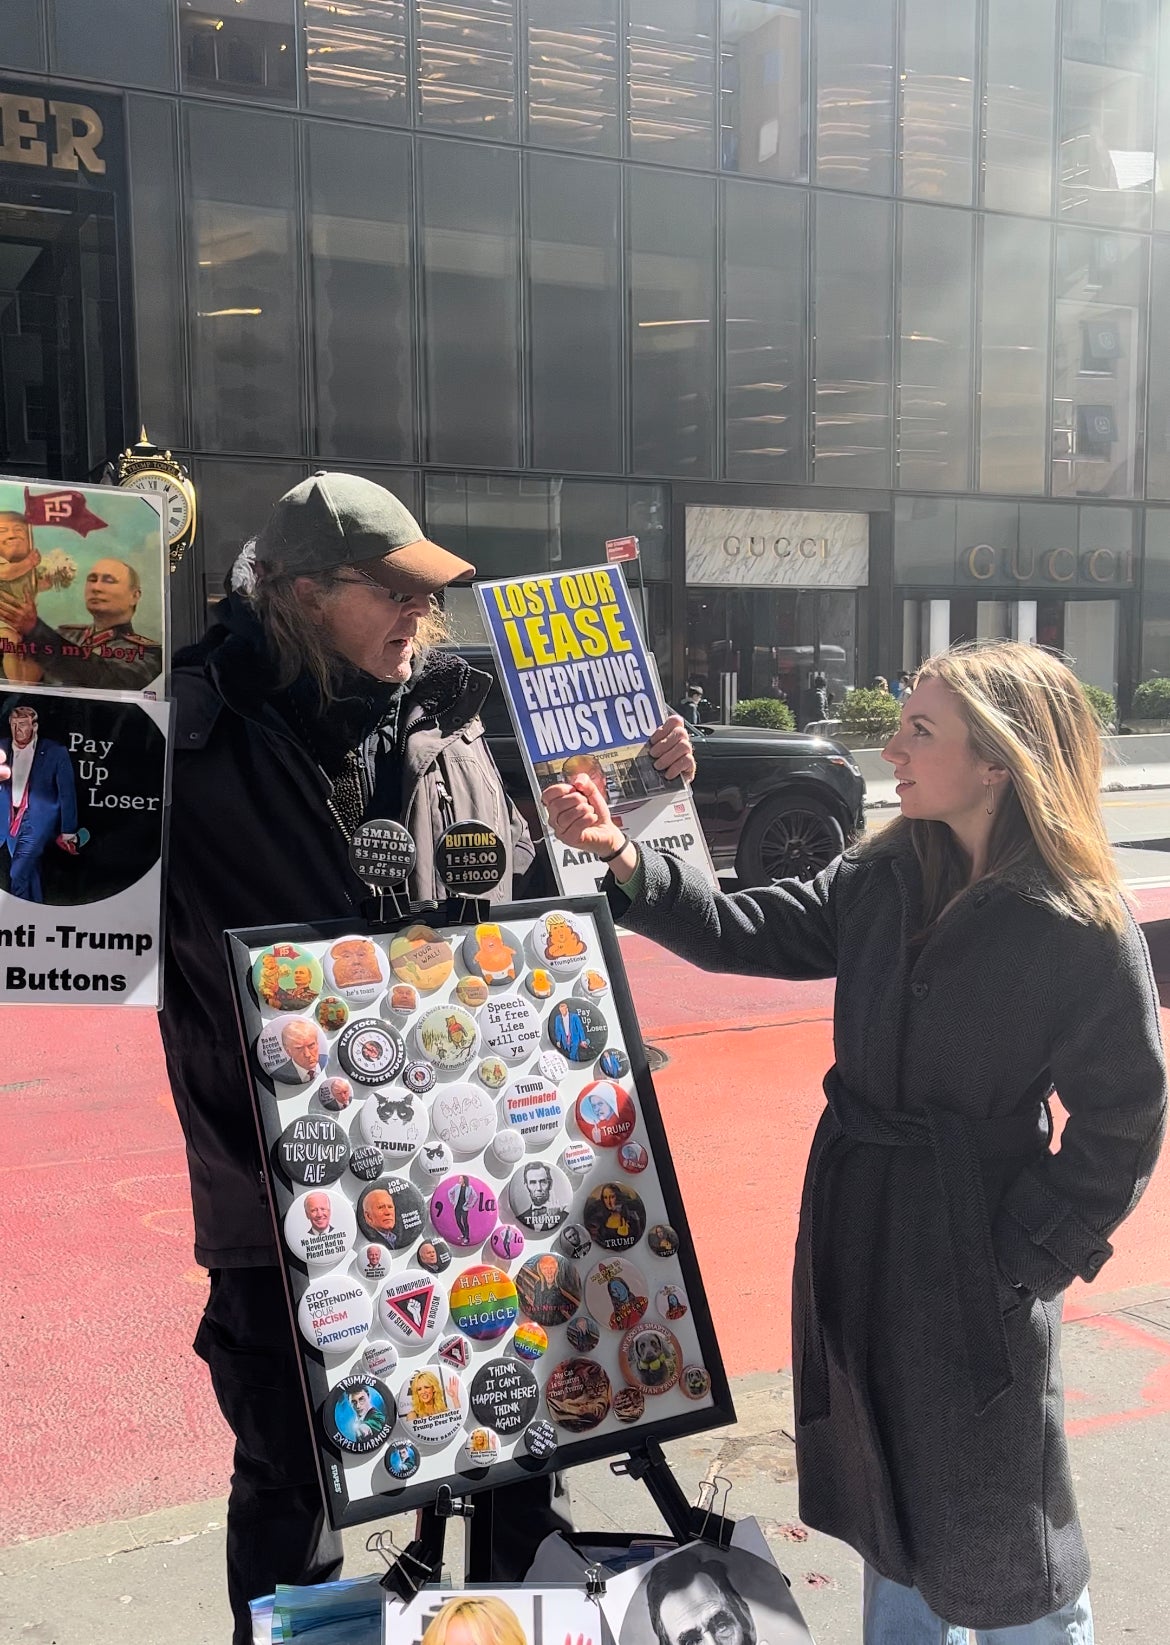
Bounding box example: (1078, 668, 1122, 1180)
(475, 566, 715, 896)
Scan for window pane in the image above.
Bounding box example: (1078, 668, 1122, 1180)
(418, 139, 520, 467)
(1059, 58, 1154, 229)
(899, 0, 975, 204)
(627, 0, 716, 170)
(1146, 237, 1170, 497)
(814, 0, 895, 194)
(1051, 228, 1145, 498)
(723, 177, 807, 482)
(181, 0, 297, 102)
(813, 192, 892, 487)
(978, 215, 1051, 493)
(193, 456, 305, 612)
(629, 167, 716, 477)
(52, 0, 175, 88)
(186, 106, 304, 454)
(1, 2, 46, 71)
(307, 123, 413, 463)
(528, 152, 622, 473)
(983, 0, 1057, 215)
(1142, 509, 1170, 677)
(127, 96, 189, 447)
(417, 0, 517, 139)
(303, 0, 407, 123)
(1158, 2, 1170, 232)
(893, 495, 958, 585)
(719, 0, 808, 181)
(898, 203, 973, 491)
(526, 0, 619, 155)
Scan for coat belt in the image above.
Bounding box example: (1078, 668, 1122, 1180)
(799, 1071, 1049, 1423)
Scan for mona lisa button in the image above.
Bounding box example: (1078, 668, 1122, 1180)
(275, 1115, 349, 1186)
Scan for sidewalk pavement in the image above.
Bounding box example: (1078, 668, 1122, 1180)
(855, 730, 1170, 808)
(4, 1282, 1167, 1645)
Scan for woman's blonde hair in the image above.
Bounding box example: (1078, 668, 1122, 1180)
(408, 1369, 446, 1417)
(420, 1596, 526, 1645)
(863, 640, 1127, 935)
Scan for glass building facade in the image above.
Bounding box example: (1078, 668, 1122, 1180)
(3, 0, 1170, 709)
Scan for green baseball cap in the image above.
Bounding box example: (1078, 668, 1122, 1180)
(254, 471, 474, 594)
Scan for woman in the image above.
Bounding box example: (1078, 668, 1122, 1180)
(544, 641, 1166, 1643)
(421, 1595, 525, 1645)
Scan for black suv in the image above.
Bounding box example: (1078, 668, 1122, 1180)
(460, 647, 866, 885)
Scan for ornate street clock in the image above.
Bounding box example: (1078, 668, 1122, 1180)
(115, 429, 197, 571)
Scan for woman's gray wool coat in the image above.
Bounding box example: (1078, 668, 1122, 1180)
(609, 840, 1166, 1630)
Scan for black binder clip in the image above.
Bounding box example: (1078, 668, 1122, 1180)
(695, 1473, 734, 1549)
(584, 1562, 608, 1601)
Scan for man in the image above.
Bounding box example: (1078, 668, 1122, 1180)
(359, 1186, 400, 1249)
(677, 683, 704, 727)
(280, 1018, 324, 1082)
(0, 555, 161, 691)
(0, 704, 79, 901)
(523, 1161, 552, 1208)
(304, 1193, 332, 1234)
(646, 1554, 757, 1645)
(347, 1384, 387, 1441)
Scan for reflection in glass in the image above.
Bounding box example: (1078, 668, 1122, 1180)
(53, 0, 176, 89)
(193, 456, 305, 614)
(528, 153, 622, 473)
(4, 0, 45, 71)
(978, 215, 1051, 494)
(416, 0, 517, 139)
(307, 123, 414, 463)
(899, 0, 975, 204)
(812, 193, 892, 487)
(722, 178, 807, 483)
(897, 204, 973, 492)
(526, 0, 619, 154)
(127, 96, 189, 447)
(628, 167, 716, 477)
(1141, 510, 1170, 677)
(983, 0, 1057, 215)
(719, 0, 807, 181)
(181, 0, 296, 101)
(627, 0, 716, 170)
(814, 0, 895, 194)
(1051, 229, 1145, 498)
(1059, 58, 1154, 230)
(417, 140, 520, 467)
(685, 588, 858, 723)
(303, 0, 407, 122)
(186, 105, 304, 454)
(1145, 239, 1170, 498)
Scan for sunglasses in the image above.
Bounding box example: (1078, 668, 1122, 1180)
(327, 570, 417, 605)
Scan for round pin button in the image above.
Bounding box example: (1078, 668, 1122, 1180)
(477, 1056, 509, 1090)
(598, 1048, 630, 1080)
(348, 818, 416, 888)
(284, 1188, 358, 1271)
(574, 1080, 635, 1149)
(681, 1365, 712, 1401)
(469, 1359, 539, 1435)
(316, 1075, 354, 1113)
(376, 1269, 445, 1348)
(415, 1005, 479, 1072)
(338, 1020, 405, 1086)
(430, 1173, 499, 1248)
(503, 1075, 565, 1148)
(353, 1243, 394, 1285)
(361, 1339, 399, 1381)
(402, 1061, 437, 1096)
(462, 923, 525, 987)
(566, 1315, 600, 1353)
(437, 1333, 471, 1372)
(657, 1282, 689, 1322)
(515, 1252, 582, 1327)
(583, 1183, 647, 1252)
(252, 943, 323, 1014)
(348, 1144, 385, 1183)
(581, 969, 609, 1001)
(545, 1358, 611, 1432)
(530, 910, 590, 979)
(448, 1263, 519, 1343)
(321, 1374, 392, 1455)
(385, 1440, 421, 1481)
(508, 1160, 572, 1235)
(488, 1128, 525, 1170)
(275, 1115, 349, 1186)
(257, 1015, 330, 1086)
(315, 996, 349, 1034)
(389, 925, 454, 994)
(355, 1177, 426, 1253)
(417, 1139, 454, 1182)
(558, 1223, 592, 1262)
(538, 1050, 568, 1083)
(417, 1238, 453, 1275)
(526, 969, 555, 1002)
(297, 1273, 373, 1356)
(397, 1364, 467, 1447)
(647, 1223, 680, 1258)
(434, 821, 507, 896)
(323, 936, 390, 1008)
(455, 975, 489, 1010)
(490, 1223, 526, 1262)
(382, 983, 420, 1020)
(430, 1082, 498, 1159)
(460, 1427, 502, 1469)
(523, 1419, 558, 1460)
(560, 1141, 596, 1180)
(512, 1321, 548, 1362)
(586, 1257, 649, 1331)
(618, 1142, 648, 1175)
(620, 1324, 682, 1395)
(613, 1386, 645, 1424)
(546, 1000, 608, 1065)
(480, 995, 541, 1065)
(358, 1090, 425, 1164)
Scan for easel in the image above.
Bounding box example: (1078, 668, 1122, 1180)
(376, 1438, 735, 1603)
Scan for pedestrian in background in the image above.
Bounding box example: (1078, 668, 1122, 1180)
(870, 674, 890, 694)
(892, 670, 912, 702)
(543, 639, 1165, 1645)
(677, 682, 705, 726)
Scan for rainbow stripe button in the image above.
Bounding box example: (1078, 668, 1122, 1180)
(449, 1264, 519, 1343)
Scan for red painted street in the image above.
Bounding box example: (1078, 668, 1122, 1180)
(3, 890, 1170, 1546)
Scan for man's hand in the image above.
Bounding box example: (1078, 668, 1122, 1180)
(649, 713, 696, 784)
(0, 585, 39, 639)
(544, 774, 622, 859)
(0, 753, 10, 783)
(56, 833, 79, 855)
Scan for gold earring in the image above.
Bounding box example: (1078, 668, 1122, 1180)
(985, 783, 995, 817)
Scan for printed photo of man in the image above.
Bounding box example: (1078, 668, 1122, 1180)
(0, 554, 162, 691)
(0, 704, 79, 902)
(280, 1019, 324, 1083)
(647, 1556, 757, 1645)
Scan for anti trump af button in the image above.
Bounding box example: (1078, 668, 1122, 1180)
(275, 1115, 349, 1186)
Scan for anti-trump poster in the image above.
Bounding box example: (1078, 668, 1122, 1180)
(0, 476, 167, 695)
(475, 565, 715, 895)
(0, 687, 170, 1005)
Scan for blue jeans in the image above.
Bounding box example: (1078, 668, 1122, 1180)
(863, 1567, 1094, 1644)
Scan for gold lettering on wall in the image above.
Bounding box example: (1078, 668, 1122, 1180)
(0, 92, 105, 174)
(0, 94, 48, 166)
(50, 101, 106, 174)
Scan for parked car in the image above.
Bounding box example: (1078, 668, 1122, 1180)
(458, 647, 867, 885)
